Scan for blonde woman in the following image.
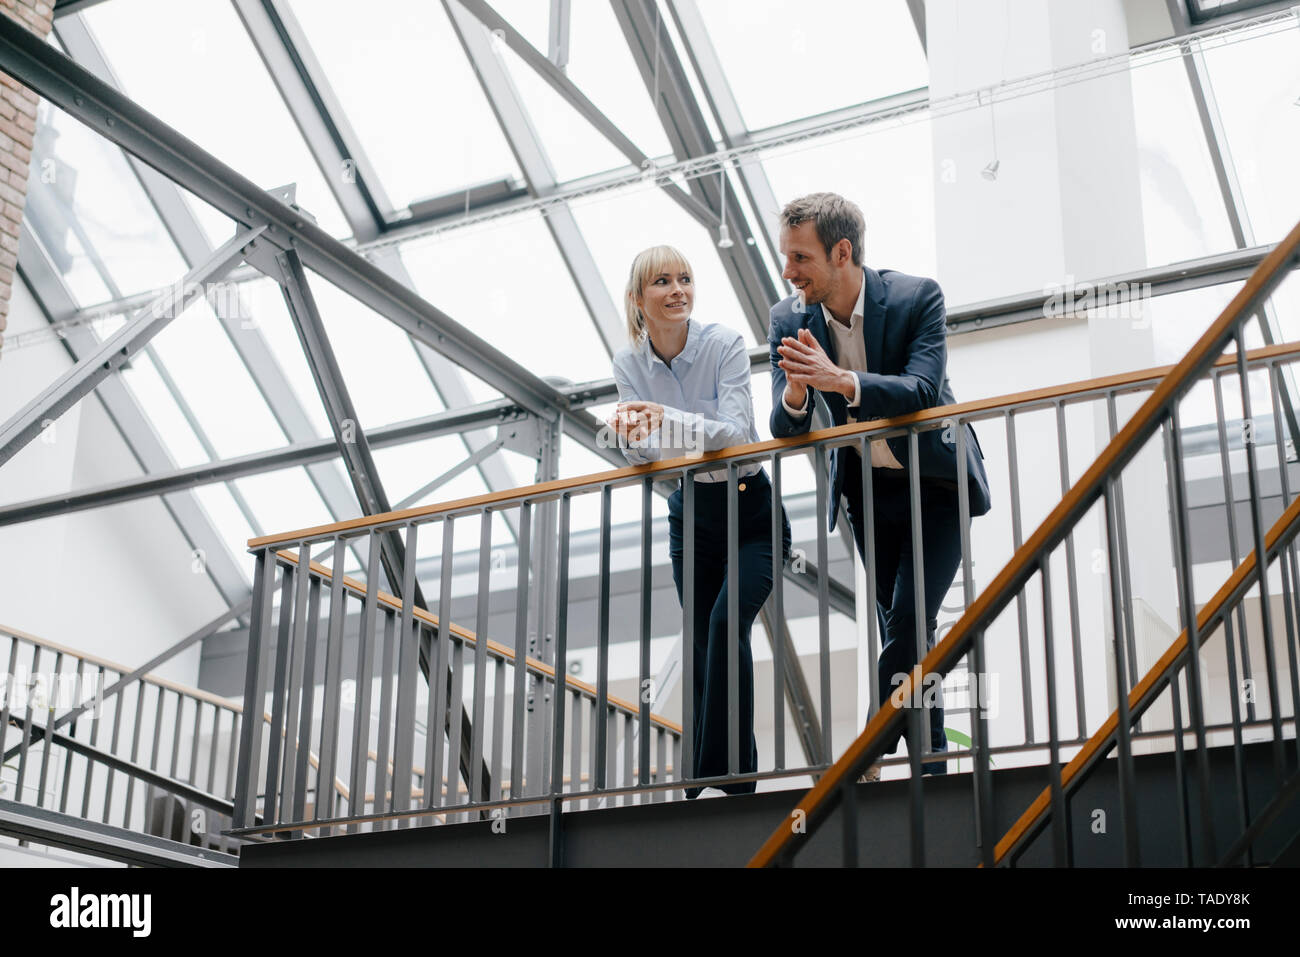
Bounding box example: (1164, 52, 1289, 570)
(607, 245, 790, 798)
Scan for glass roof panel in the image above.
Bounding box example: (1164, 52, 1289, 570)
(696, 0, 928, 131)
(301, 266, 447, 429)
(400, 212, 610, 384)
(29, 103, 188, 299)
(193, 483, 258, 575)
(148, 299, 290, 459)
(761, 119, 938, 280)
(569, 182, 760, 347)
(287, 0, 523, 213)
(1129, 56, 1236, 266)
(115, 349, 209, 469)
(1200, 27, 1300, 246)
(235, 466, 337, 542)
(81, 0, 350, 239)
(235, 275, 334, 439)
(496, 42, 628, 183)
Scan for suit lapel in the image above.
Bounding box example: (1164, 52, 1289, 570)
(805, 301, 834, 362)
(862, 267, 887, 375)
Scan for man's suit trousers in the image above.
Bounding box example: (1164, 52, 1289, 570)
(841, 449, 964, 774)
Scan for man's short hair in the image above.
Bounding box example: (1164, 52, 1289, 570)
(779, 192, 864, 266)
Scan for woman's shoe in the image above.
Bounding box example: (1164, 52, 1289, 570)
(857, 762, 882, 784)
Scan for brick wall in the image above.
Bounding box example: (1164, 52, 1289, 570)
(0, 0, 55, 358)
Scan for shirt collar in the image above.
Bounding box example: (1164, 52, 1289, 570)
(821, 274, 866, 331)
(642, 318, 699, 371)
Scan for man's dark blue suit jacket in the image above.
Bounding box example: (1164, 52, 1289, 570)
(769, 266, 992, 532)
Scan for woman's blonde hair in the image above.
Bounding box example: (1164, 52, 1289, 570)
(624, 245, 693, 345)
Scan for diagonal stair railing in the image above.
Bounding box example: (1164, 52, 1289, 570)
(750, 216, 1300, 867)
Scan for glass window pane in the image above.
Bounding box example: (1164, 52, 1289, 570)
(149, 300, 290, 459)
(287, 0, 522, 212)
(401, 213, 610, 384)
(83, 0, 350, 239)
(762, 119, 938, 279)
(570, 183, 761, 348)
(29, 103, 188, 299)
(696, 0, 927, 131)
(1129, 56, 1236, 266)
(1201, 25, 1300, 246)
(302, 266, 447, 429)
(116, 349, 209, 468)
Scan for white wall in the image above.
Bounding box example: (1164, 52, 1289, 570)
(0, 272, 234, 686)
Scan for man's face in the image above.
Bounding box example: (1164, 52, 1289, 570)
(780, 221, 838, 306)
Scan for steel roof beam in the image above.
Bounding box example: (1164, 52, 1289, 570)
(0, 15, 570, 420)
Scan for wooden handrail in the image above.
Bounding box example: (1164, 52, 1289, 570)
(273, 550, 683, 736)
(748, 215, 1300, 868)
(248, 340, 1300, 550)
(990, 490, 1300, 865)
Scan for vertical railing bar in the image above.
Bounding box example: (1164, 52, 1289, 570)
(510, 502, 533, 804)
(372, 609, 397, 821)
(82, 665, 102, 821)
(101, 661, 125, 825)
(568, 690, 583, 800)
(314, 539, 349, 822)
(35, 650, 61, 809)
(234, 548, 274, 828)
(1004, 412, 1035, 743)
(814, 446, 832, 757)
(63, 658, 88, 817)
(682, 471, 696, 787)
(279, 543, 312, 825)
(1268, 363, 1300, 768)
(622, 713, 634, 805)
(491, 657, 506, 806)
(1208, 374, 1255, 845)
(907, 705, 924, 867)
(1040, 557, 1068, 867)
(263, 564, 295, 826)
(445, 626, 466, 819)
(391, 523, 421, 822)
(655, 727, 668, 802)
(956, 423, 993, 867)
(0, 639, 19, 800)
(860, 437, 881, 720)
(1213, 370, 1258, 730)
(350, 533, 381, 830)
(1103, 479, 1140, 867)
(1105, 396, 1142, 725)
(292, 574, 322, 827)
(1054, 403, 1087, 735)
(1168, 667, 1194, 867)
(433, 517, 455, 808)
(473, 511, 493, 804)
(727, 461, 740, 778)
(907, 430, 931, 761)
(771, 453, 786, 769)
(606, 706, 618, 800)
(163, 691, 183, 839)
(143, 684, 164, 835)
(639, 478, 653, 787)
(595, 485, 612, 790)
(1234, 330, 1287, 781)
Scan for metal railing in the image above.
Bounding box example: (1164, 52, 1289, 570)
(234, 296, 1300, 861)
(0, 624, 248, 853)
(231, 544, 683, 838)
(750, 216, 1300, 867)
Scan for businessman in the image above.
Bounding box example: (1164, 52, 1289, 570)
(769, 193, 991, 777)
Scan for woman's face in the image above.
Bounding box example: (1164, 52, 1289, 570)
(637, 267, 694, 326)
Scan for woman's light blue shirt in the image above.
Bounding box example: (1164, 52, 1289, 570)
(610, 319, 761, 481)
